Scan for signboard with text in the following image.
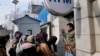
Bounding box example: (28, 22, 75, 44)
(44, 0, 73, 16)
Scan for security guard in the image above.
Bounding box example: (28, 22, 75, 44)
(62, 23, 75, 56)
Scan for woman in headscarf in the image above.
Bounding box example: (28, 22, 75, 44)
(9, 31, 23, 56)
(17, 35, 37, 56)
(37, 43, 53, 56)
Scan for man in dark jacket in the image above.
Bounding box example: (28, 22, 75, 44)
(47, 36, 57, 53)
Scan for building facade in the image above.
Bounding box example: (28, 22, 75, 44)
(13, 15, 41, 36)
(74, 0, 100, 56)
(39, 7, 74, 55)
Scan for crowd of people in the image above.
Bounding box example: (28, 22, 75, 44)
(0, 29, 57, 56)
(10, 30, 58, 56)
(0, 23, 75, 56)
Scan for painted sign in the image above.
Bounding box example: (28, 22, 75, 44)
(44, 0, 73, 16)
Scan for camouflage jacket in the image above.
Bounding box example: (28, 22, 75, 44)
(63, 30, 75, 45)
(62, 30, 76, 53)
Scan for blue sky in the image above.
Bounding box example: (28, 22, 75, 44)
(0, 0, 31, 25)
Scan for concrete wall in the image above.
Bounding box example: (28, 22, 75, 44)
(74, 0, 100, 56)
(92, 0, 100, 53)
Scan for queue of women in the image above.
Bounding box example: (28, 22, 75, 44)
(0, 23, 75, 56)
(0, 30, 57, 56)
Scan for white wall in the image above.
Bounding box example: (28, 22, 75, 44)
(14, 24, 19, 33)
(74, 0, 98, 56)
(47, 14, 57, 40)
(47, 13, 74, 56)
(18, 23, 40, 36)
(92, 0, 100, 53)
(14, 16, 40, 36)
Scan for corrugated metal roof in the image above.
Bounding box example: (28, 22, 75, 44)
(13, 15, 41, 23)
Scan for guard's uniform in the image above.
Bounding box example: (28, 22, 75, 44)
(62, 30, 76, 56)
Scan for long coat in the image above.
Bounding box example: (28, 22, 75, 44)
(0, 46, 7, 56)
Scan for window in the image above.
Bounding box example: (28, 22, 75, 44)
(27, 30, 32, 35)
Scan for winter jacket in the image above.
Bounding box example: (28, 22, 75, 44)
(17, 43, 37, 56)
(62, 30, 75, 53)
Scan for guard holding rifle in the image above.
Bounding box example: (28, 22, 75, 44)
(61, 23, 76, 56)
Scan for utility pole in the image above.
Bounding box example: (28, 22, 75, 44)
(12, 0, 19, 39)
(12, 0, 19, 19)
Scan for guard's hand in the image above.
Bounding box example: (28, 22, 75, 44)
(64, 44, 68, 50)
